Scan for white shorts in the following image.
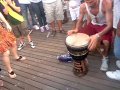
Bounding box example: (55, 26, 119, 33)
(43, 0, 64, 23)
(69, 6, 80, 21)
(113, 0, 120, 29)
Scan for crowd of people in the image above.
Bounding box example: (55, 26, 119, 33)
(0, 0, 120, 87)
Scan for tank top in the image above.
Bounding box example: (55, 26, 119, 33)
(85, 0, 106, 25)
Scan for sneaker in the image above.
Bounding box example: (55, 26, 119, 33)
(40, 26, 45, 32)
(45, 24, 49, 31)
(106, 70, 120, 81)
(116, 60, 120, 69)
(100, 58, 108, 71)
(17, 43, 26, 50)
(29, 41, 35, 48)
(33, 25, 39, 30)
(8, 71, 16, 78)
(57, 54, 73, 62)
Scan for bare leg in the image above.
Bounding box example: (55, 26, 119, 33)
(99, 40, 110, 71)
(57, 20, 63, 31)
(2, 50, 13, 72)
(50, 21, 55, 30)
(11, 41, 19, 59)
(49, 21, 56, 36)
(27, 34, 32, 42)
(102, 40, 110, 57)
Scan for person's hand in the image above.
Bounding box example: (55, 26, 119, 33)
(6, 23, 12, 32)
(88, 34, 100, 51)
(67, 29, 78, 35)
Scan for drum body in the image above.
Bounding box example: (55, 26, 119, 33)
(65, 33, 90, 76)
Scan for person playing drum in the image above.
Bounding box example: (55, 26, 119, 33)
(67, 0, 113, 72)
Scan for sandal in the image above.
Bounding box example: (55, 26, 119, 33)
(8, 71, 16, 78)
(16, 56, 26, 61)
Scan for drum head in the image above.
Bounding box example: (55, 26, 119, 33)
(66, 33, 90, 48)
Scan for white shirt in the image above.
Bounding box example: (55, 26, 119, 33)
(29, 0, 42, 3)
(113, 0, 120, 13)
(42, 0, 56, 3)
(69, 0, 81, 7)
(18, 0, 30, 4)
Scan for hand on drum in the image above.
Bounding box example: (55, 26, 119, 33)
(88, 34, 100, 51)
(67, 29, 78, 35)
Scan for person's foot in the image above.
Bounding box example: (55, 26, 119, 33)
(40, 26, 45, 32)
(106, 70, 120, 81)
(33, 25, 39, 30)
(51, 30, 56, 37)
(59, 28, 66, 34)
(116, 60, 120, 68)
(29, 41, 35, 48)
(16, 56, 26, 61)
(57, 54, 73, 62)
(17, 43, 26, 50)
(8, 70, 16, 78)
(100, 58, 108, 71)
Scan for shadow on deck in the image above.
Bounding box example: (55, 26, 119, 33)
(0, 21, 120, 90)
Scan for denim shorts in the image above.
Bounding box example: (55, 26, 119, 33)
(114, 35, 120, 59)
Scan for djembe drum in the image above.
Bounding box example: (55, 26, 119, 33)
(65, 33, 90, 76)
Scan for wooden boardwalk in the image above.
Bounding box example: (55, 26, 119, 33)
(0, 21, 120, 90)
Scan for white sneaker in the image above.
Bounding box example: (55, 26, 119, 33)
(106, 70, 120, 81)
(17, 43, 26, 50)
(100, 58, 108, 71)
(33, 25, 39, 30)
(40, 26, 45, 32)
(45, 24, 49, 31)
(116, 60, 120, 69)
(29, 41, 35, 48)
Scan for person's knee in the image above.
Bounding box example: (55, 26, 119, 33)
(3, 50, 10, 57)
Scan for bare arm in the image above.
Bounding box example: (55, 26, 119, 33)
(67, 3, 86, 35)
(6, 0, 21, 12)
(98, 0, 113, 37)
(0, 12, 12, 31)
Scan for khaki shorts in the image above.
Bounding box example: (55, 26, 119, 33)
(43, 0, 64, 23)
(11, 21, 29, 38)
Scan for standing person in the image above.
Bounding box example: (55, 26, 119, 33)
(59, 0, 113, 71)
(42, 0, 64, 37)
(29, 0, 49, 32)
(106, 0, 120, 81)
(68, 0, 82, 29)
(0, 12, 26, 78)
(18, 0, 39, 32)
(62, 0, 69, 24)
(0, 0, 35, 50)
